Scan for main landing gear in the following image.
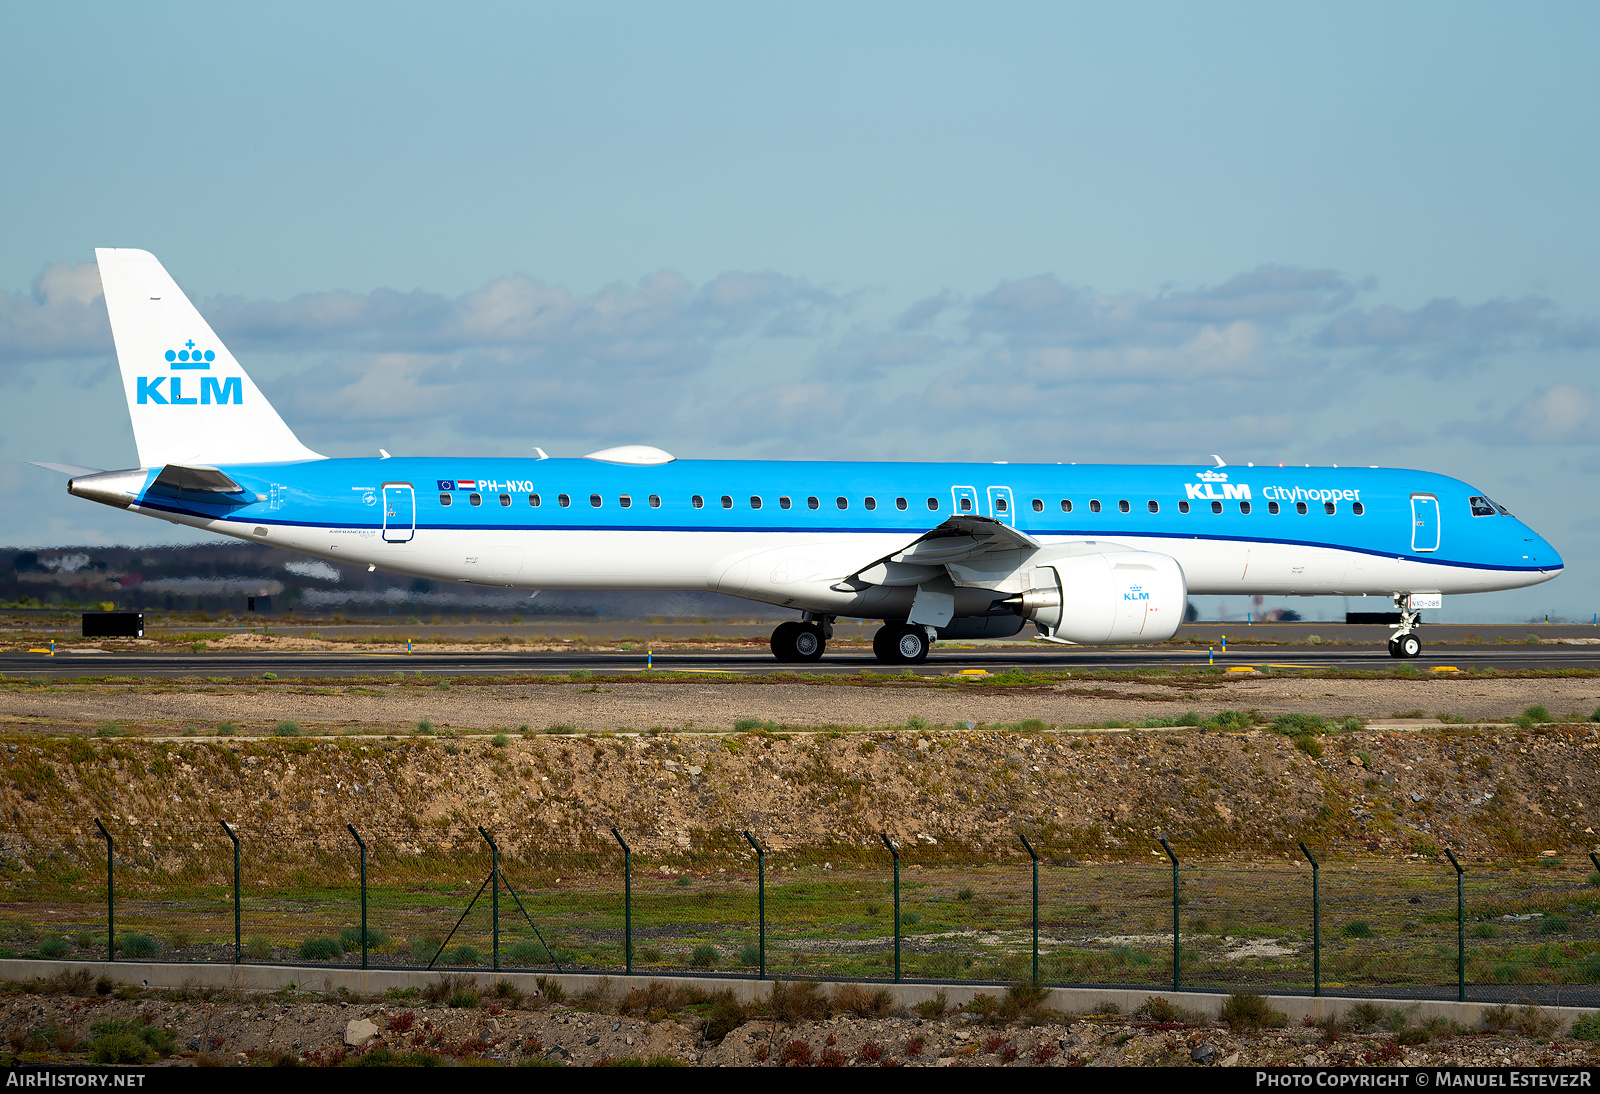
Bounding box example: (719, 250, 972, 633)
(771, 615, 830, 662)
(872, 622, 934, 665)
(1387, 594, 1423, 659)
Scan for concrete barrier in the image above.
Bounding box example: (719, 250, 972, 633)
(3, 958, 1593, 1028)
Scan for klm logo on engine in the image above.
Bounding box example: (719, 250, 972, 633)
(1185, 470, 1250, 501)
(1124, 584, 1151, 602)
(136, 340, 242, 405)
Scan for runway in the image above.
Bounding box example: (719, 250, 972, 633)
(6, 642, 1600, 679)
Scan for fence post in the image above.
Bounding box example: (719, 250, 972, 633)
(743, 831, 765, 980)
(1158, 835, 1179, 992)
(478, 827, 500, 972)
(880, 834, 901, 983)
(1019, 833, 1039, 984)
(1444, 848, 1465, 1002)
(347, 825, 368, 970)
(611, 828, 632, 975)
(220, 820, 240, 964)
(93, 819, 113, 962)
(1299, 841, 1320, 997)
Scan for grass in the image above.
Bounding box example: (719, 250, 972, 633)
(274, 721, 302, 736)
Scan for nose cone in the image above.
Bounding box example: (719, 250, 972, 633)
(67, 468, 149, 510)
(1517, 524, 1563, 580)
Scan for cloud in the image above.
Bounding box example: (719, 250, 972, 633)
(1313, 295, 1596, 374)
(1446, 383, 1600, 446)
(0, 261, 110, 366)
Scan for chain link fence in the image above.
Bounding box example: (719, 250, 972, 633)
(3, 821, 1599, 999)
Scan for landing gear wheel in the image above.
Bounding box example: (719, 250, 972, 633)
(770, 621, 803, 662)
(1397, 633, 1422, 659)
(873, 623, 930, 664)
(1387, 637, 1402, 658)
(792, 624, 825, 661)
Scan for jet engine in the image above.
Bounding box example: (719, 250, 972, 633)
(1008, 550, 1188, 644)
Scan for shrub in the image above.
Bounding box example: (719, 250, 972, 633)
(1523, 705, 1552, 724)
(509, 939, 549, 964)
(1341, 921, 1374, 939)
(1512, 1004, 1560, 1038)
(637, 946, 663, 964)
(216, 722, 237, 736)
(1272, 712, 1327, 736)
(832, 983, 895, 1017)
(1205, 710, 1256, 731)
(1480, 1003, 1515, 1032)
(245, 936, 273, 960)
(915, 990, 949, 1018)
(1220, 992, 1287, 1031)
(706, 990, 747, 1043)
(449, 945, 482, 966)
(273, 720, 301, 736)
(416, 719, 434, 734)
(119, 933, 161, 959)
(536, 976, 567, 1004)
(491, 978, 526, 1008)
(339, 926, 390, 951)
(1133, 996, 1182, 1023)
(1294, 735, 1324, 759)
(957, 887, 975, 901)
(88, 1018, 175, 1063)
(689, 944, 718, 969)
(449, 987, 480, 1008)
(423, 974, 477, 1006)
(1471, 923, 1498, 939)
(492, 733, 510, 747)
(770, 980, 830, 1022)
(1539, 916, 1569, 935)
(737, 943, 762, 967)
(299, 936, 343, 960)
(38, 937, 70, 958)
(1570, 1012, 1600, 1041)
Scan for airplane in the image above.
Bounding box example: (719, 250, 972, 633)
(41, 248, 1563, 664)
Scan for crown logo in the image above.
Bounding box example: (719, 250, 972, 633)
(165, 340, 213, 370)
(1195, 469, 1229, 482)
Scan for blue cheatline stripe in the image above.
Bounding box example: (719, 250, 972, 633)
(140, 501, 1557, 576)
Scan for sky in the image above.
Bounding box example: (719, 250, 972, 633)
(2, 2, 1597, 622)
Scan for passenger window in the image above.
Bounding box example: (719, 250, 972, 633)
(469, 492, 482, 507)
(1032, 499, 1043, 513)
(721, 495, 733, 509)
(1352, 501, 1364, 516)
(1324, 501, 1336, 515)
(1147, 500, 1159, 514)
(750, 496, 761, 509)
(1060, 499, 1072, 513)
(959, 497, 973, 513)
(1115, 500, 1127, 513)
(439, 493, 452, 507)
(996, 498, 1008, 513)
(897, 497, 908, 510)
(528, 493, 540, 507)
(1178, 500, 1190, 514)
(558, 494, 570, 508)
(865, 497, 876, 510)
(692, 495, 704, 509)
(1469, 496, 1496, 517)
(836, 497, 848, 510)
(1239, 501, 1251, 514)
(927, 497, 939, 510)
(499, 493, 511, 506)
(648, 494, 660, 508)
(590, 494, 602, 508)
(779, 496, 791, 509)
(1268, 501, 1280, 515)
(1210, 500, 1222, 514)
(808, 497, 819, 509)
(1089, 499, 1101, 513)
(620, 495, 632, 508)
(1295, 501, 1308, 515)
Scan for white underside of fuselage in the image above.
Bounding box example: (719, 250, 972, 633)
(132, 504, 1559, 621)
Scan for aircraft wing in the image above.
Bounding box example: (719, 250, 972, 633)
(28, 461, 106, 476)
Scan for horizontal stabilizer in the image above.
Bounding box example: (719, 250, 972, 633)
(28, 461, 106, 476)
(151, 463, 246, 495)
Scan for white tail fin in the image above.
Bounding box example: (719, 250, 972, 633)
(96, 248, 323, 467)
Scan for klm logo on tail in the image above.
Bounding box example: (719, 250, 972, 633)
(136, 341, 242, 405)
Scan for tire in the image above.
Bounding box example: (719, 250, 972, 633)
(872, 625, 903, 663)
(1387, 637, 1402, 658)
(1398, 634, 1422, 659)
(792, 624, 826, 661)
(770, 622, 801, 662)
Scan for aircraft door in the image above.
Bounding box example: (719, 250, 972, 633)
(986, 485, 1015, 526)
(1410, 494, 1439, 553)
(382, 483, 415, 543)
(951, 485, 978, 516)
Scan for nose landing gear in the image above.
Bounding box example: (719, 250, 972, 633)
(1387, 594, 1424, 658)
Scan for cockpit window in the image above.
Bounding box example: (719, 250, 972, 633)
(1469, 495, 1507, 517)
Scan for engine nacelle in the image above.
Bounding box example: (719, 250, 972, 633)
(1021, 550, 1187, 644)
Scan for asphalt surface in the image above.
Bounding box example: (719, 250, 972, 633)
(6, 643, 1600, 679)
